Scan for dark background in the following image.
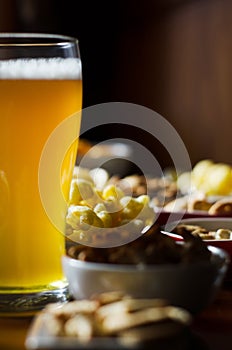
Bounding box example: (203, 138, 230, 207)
(1, 0, 232, 169)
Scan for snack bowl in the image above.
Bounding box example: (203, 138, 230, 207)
(62, 242, 229, 314)
(155, 209, 221, 226)
(155, 203, 232, 227)
(165, 217, 232, 280)
(165, 217, 232, 259)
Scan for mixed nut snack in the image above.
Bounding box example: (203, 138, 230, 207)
(163, 195, 232, 216)
(66, 167, 155, 246)
(172, 224, 232, 240)
(108, 174, 178, 207)
(177, 159, 232, 196)
(69, 159, 232, 223)
(162, 159, 232, 214)
(66, 159, 232, 248)
(67, 224, 211, 265)
(41, 291, 191, 345)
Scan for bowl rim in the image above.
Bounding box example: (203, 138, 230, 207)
(167, 217, 232, 243)
(62, 245, 229, 272)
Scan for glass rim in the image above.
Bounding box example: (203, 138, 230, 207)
(0, 33, 79, 46)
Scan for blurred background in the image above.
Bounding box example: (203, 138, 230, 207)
(0, 0, 232, 169)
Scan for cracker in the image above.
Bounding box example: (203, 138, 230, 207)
(96, 298, 168, 320)
(118, 321, 185, 345)
(46, 300, 99, 318)
(92, 291, 129, 305)
(64, 314, 94, 341)
(99, 307, 172, 334)
(187, 198, 212, 212)
(208, 198, 232, 215)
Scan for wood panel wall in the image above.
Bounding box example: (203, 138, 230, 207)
(113, 0, 232, 166)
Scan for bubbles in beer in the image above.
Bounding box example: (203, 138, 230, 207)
(0, 58, 82, 79)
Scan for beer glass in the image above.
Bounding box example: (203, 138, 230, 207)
(0, 33, 82, 315)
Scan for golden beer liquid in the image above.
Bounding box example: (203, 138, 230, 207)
(0, 59, 82, 291)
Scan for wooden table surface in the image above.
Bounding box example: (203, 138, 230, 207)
(0, 281, 232, 350)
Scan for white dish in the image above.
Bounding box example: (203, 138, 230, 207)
(165, 218, 232, 255)
(62, 245, 229, 314)
(165, 217, 232, 234)
(165, 217, 232, 280)
(25, 308, 192, 350)
(25, 311, 134, 349)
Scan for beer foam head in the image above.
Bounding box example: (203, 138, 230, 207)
(0, 58, 82, 79)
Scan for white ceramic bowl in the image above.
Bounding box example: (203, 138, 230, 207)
(165, 218, 232, 259)
(166, 217, 232, 282)
(62, 245, 229, 314)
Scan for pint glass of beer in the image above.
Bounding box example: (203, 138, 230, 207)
(0, 33, 82, 315)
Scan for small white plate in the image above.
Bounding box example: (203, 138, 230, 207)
(25, 309, 190, 350)
(25, 311, 134, 350)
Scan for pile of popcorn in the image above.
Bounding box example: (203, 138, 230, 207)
(66, 167, 155, 245)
